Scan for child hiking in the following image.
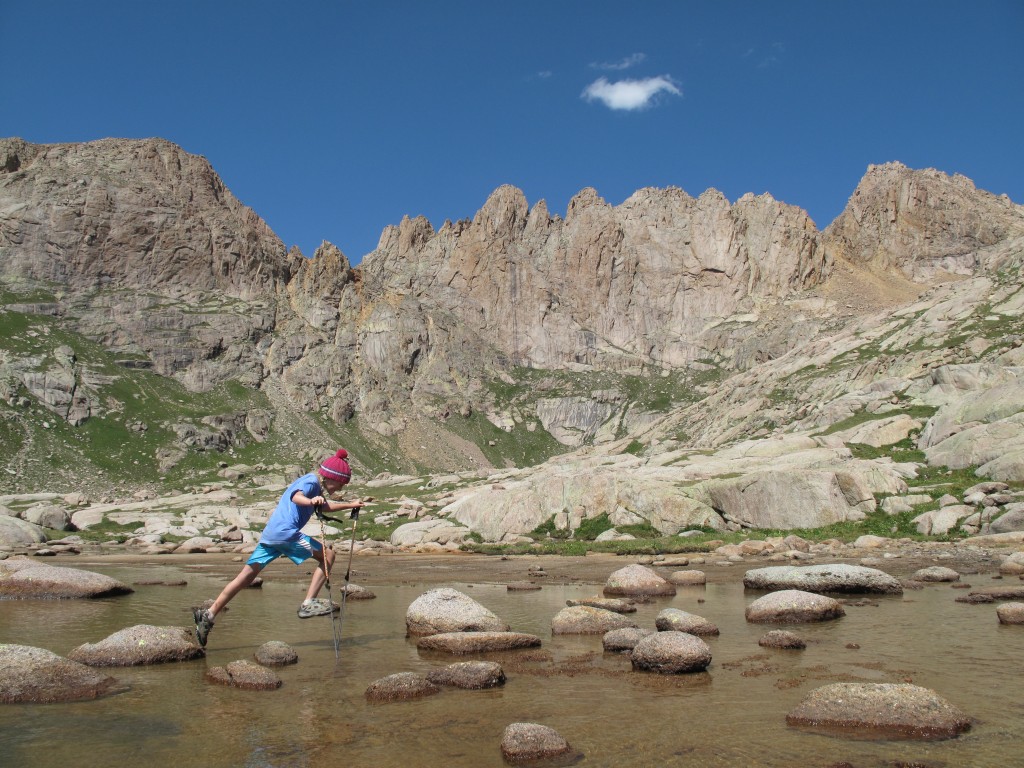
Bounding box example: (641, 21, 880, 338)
(192, 449, 361, 647)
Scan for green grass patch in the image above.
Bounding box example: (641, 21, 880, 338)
(575, 513, 613, 540)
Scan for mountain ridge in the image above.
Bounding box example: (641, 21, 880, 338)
(1, 136, 1022, 499)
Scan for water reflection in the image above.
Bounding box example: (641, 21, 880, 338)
(1, 560, 1022, 767)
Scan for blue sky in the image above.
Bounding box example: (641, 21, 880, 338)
(3, 1, 1022, 264)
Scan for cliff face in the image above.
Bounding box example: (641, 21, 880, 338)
(1, 137, 1021, 456)
(361, 184, 827, 373)
(824, 162, 1024, 280)
(0, 137, 291, 298)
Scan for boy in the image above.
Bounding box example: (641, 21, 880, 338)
(192, 449, 361, 647)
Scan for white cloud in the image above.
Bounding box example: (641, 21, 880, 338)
(590, 53, 647, 71)
(581, 75, 681, 111)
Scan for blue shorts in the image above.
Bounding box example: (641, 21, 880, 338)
(247, 535, 323, 567)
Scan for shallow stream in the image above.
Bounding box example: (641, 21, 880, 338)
(1, 557, 1022, 768)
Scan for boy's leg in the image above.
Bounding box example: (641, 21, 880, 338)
(209, 563, 263, 618)
(193, 562, 264, 647)
(304, 545, 336, 602)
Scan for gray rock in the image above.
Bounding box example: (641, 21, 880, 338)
(20, 503, 73, 531)
(507, 581, 542, 591)
(206, 660, 282, 690)
(416, 631, 542, 654)
(405, 587, 509, 637)
(911, 566, 960, 583)
(969, 585, 1024, 599)
(602, 627, 654, 652)
(425, 661, 505, 689)
(0, 517, 47, 550)
(500, 722, 575, 763)
(603, 564, 676, 597)
(743, 563, 903, 595)
(365, 672, 440, 703)
(68, 625, 204, 666)
(551, 605, 639, 635)
(0, 644, 126, 703)
(630, 632, 712, 674)
(254, 641, 298, 666)
(565, 596, 636, 613)
(0, 558, 133, 599)
(339, 583, 376, 599)
(912, 505, 974, 535)
(668, 570, 707, 585)
(991, 509, 1024, 534)
(655, 608, 719, 636)
(758, 630, 806, 649)
(996, 602, 1024, 624)
(745, 590, 845, 623)
(786, 683, 971, 739)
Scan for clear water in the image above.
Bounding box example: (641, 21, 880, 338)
(2, 557, 1023, 768)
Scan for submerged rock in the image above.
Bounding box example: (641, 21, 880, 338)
(668, 570, 707, 586)
(565, 596, 637, 613)
(365, 672, 440, 703)
(0, 644, 126, 703)
(68, 625, 204, 666)
(500, 722, 576, 764)
(405, 588, 510, 637)
(416, 631, 542, 654)
(254, 641, 298, 666)
(425, 661, 506, 689)
(743, 564, 903, 595)
(206, 660, 282, 690)
(0, 557, 133, 599)
(506, 581, 542, 591)
(551, 605, 639, 635)
(786, 683, 971, 739)
(758, 630, 807, 649)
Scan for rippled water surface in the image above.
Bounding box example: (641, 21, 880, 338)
(2, 557, 1023, 768)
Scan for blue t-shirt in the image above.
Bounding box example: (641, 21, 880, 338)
(260, 473, 321, 544)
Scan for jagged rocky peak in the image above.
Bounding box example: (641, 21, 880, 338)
(825, 162, 1024, 280)
(0, 136, 290, 300)
(472, 185, 530, 238)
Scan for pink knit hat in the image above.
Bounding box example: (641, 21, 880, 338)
(319, 449, 351, 483)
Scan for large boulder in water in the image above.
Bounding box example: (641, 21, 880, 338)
(405, 588, 510, 637)
(551, 605, 639, 635)
(603, 564, 676, 597)
(745, 590, 845, 623)
(68, 625, 204, 666)
(630, 632, 712, 674)
(786, 683, 971, 739)
(0, 557, 133, 599)
(743, 563, 903, 595)
(0, 644, 126, 703)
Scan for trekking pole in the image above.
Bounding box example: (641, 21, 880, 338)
(337, 506, 361, 641)
(315, 504, 342, 658)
